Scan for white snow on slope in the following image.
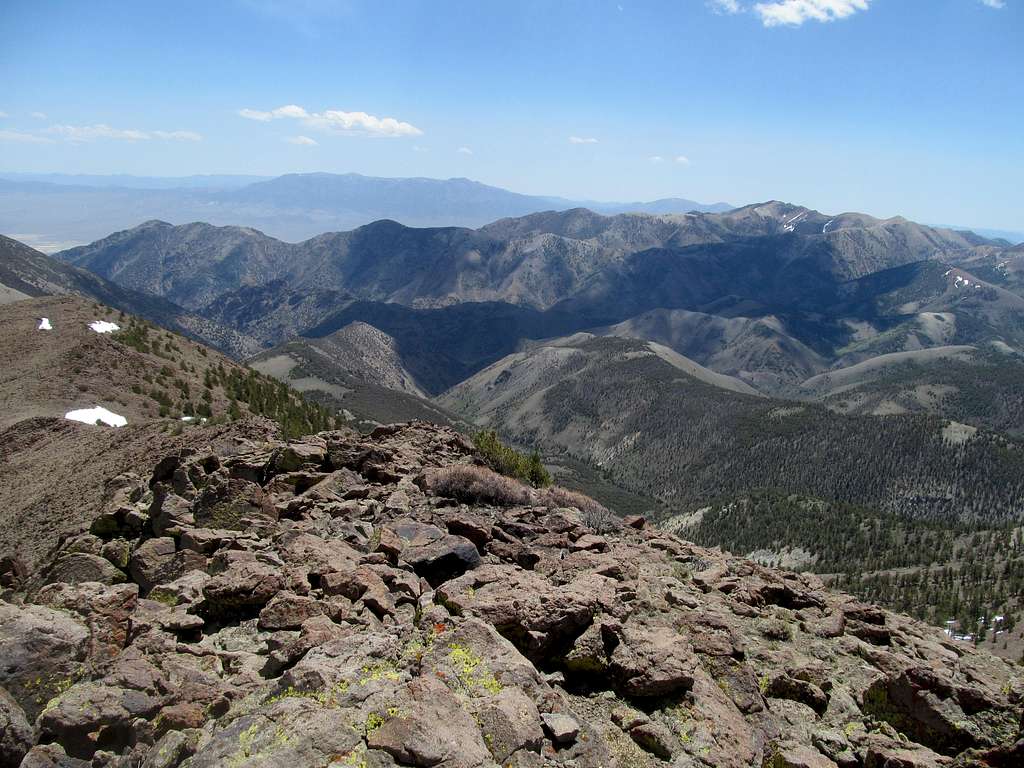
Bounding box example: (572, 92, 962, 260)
(38, 317, 52, 331)
(65, 406, 127, 428)
(89, 320, 120, 334)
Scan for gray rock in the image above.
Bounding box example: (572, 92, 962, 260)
(477, 687, 544, 761)
(43, 552, 126, 586)
(0, 603, 89, 721)
(541, 712, 580, 745)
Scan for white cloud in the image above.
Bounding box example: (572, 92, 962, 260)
(979, 0, 1005, 8)
(754, 0, 870, 26)
(649, 155, 665, 163)
(285, 135, 318, 146)
(44, 124, 201, 142)
(675, 155, 691, 165)
(412, 145, 429, 152)
(0, 111, 7, 118)
(707, 0, 742, 13)
(569, 136, 599, 144)
(238, 103, 422, 137)
(30, 111, 47, 119)
(152, 130, 203, 141)
(0, 130, 54, 144)
(457, 146, 473, 155)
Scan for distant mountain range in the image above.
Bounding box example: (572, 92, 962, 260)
(7, 199, 1024, 643)
(0, 171, 731, 249)
(11, 201, 1024, 510)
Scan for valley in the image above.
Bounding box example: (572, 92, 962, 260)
(7, 195, 1021, 646)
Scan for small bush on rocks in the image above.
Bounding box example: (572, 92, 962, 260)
(429, 465, 534, 507)
(541, 486, 621, 533)
(473, 429, 552, 488)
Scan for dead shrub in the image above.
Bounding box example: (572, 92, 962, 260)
(428, 465, 534, 507)
(540, 486, 621, 534)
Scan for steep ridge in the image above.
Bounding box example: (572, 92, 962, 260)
(595, 308, 828, 393)
(0, 234, 259, 357)
(0, 421, 1020, 766)
(249, 322, 466, 430)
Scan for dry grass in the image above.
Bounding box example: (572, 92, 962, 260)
(426, 464, 621, 532)
(428, 464, 534, 507)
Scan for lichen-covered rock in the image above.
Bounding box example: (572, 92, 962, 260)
(0, 602, 89, 721)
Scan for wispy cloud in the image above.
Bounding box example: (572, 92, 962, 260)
(285, 135, 318, 146)
(754, 0, 870, 26)
(44, 124, 202, 142)
(0, 129, 54, 144)
(0, 111, 7, 119)
(30, 111, 47, 119)
(152, 130, 202, 141)
(675, 155, 691, 166)
(649, 155, 665, 164)
(979, 0, 1005, 8)
(569, 136, 599, 144)
(707, 0, 742, 13)
(457, 146, 473, 155)
(238, 104, 422, 137)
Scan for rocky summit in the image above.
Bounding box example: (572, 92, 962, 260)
(0, 421, 1021, 768)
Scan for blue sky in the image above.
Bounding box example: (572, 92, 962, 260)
(1, 0, 1021, 229)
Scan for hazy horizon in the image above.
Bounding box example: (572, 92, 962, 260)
(2, 0, 1022, 232)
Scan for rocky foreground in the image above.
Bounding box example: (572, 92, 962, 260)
(0, 421, 1021, 767)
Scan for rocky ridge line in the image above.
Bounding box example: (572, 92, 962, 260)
(0, 421, 1021, 767)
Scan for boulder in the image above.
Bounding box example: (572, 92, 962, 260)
(403, 533, 481, 587)
(477, 687, 544, 762)
(18, 744, 92, 767)
(36, 682, 162, 759)
(0, 684, 33, 767)
(42, 552, 126, 586)
(258, 592, 324, 630)
(0, 603, 89, 720)
(629, 721, 676, 759)
(772, 744, 839, 768)
(367, 676, 492, 766)
(192, 476, 275, 530)
(540, 712, 580, 745)
(610, 622, 698, 697)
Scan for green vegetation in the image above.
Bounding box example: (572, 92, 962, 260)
(682, 491, 1024, 637)
(112, 317, 336, 438)
(521, 338, 1024, 523)
(473, 429, 552, 487)
(447, 643, 503, 696)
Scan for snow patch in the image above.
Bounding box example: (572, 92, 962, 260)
(65, 406, 127, 428)
(38, 317, 52, 331)
(89, 320, 120, 334)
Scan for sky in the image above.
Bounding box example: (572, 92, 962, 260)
(0, 0, 1022, 230)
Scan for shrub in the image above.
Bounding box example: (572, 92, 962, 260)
(540, 486, 621, 533)
(472, 429, 552, 488)
(428, 465, 533, 507)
